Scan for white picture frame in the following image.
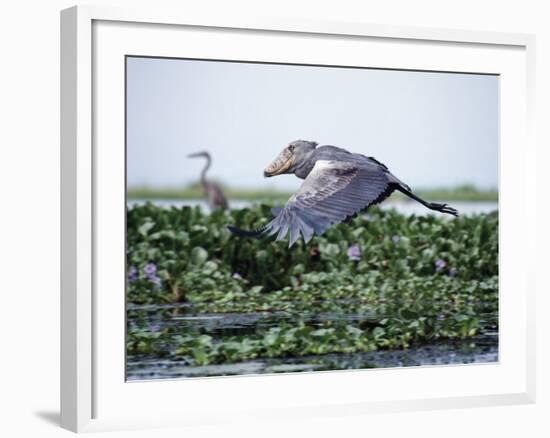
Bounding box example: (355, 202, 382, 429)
(60, 4, 536, 433)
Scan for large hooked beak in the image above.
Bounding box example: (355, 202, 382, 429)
(264, 148, 294, 177)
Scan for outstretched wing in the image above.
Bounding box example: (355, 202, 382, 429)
(228, 160, 394, 247)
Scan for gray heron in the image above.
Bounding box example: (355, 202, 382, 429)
(188, 151, 228, 210)
(228, 140, 457, 247)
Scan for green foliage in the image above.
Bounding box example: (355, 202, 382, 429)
(126, 203, 498, 367)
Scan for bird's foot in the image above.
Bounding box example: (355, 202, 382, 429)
(429, 202, 459, 217)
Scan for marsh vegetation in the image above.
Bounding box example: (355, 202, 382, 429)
(126, 203, 498, 379)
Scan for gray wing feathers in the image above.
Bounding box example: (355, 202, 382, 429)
(259, 161, 391, 247)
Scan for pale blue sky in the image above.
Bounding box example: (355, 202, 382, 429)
(126, 57, 498, 191)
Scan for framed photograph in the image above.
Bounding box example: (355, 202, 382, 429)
(61, 5, 536, 433)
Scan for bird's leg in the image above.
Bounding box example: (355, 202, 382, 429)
(396, 186, 458, 216)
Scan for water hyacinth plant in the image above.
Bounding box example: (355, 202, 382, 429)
(126, 203, 498, 376)
(435, 258, 447, 273)
(128, 266, 138, 282)
(347, 245, 361, 261)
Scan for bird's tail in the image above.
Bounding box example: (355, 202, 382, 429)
(227, 224, 269, 238)
(395, 185, 458, 216)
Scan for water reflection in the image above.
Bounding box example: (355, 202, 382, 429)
(126, 304, 498, 381)
(128, 338, 498, 381)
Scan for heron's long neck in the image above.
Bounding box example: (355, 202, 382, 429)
(201, 156, 211, 185)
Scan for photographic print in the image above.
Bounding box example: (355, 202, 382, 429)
(125, 56, 498, 380)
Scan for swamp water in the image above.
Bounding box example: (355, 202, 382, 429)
(127, 303, 498, 381)
(127, 199, 498, 217)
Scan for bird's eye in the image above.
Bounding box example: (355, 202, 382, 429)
(289, 145, 295, 152)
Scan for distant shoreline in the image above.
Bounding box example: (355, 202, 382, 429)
(127, 186, 498, 202)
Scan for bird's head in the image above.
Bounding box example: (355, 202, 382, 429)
(264, 140, 318, 177)
(187, 151, 211, 159)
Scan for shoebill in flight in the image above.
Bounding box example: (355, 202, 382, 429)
(228, 140, 457, 247)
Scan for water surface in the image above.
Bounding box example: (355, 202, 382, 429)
(128, 199, 497, 216)
(127, 304, 498, 381)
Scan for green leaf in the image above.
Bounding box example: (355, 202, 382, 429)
(203, 261, 218, 272)
(138, 220, 155, 236)
(190, 247, 208, 266)
(321, 243, 340, 257)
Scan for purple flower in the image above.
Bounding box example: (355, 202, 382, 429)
(143, 262, 157, 275)
(148, 274, 161, 286)
(392, 235, 400, 244)
(142, 262, 161, 286)
(128, 266, 138, 282)
(435, 258, 447, 273)
(150, 323, 162, 332)
(232, 272, 243, 280)
(347, 245, 361, 261)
